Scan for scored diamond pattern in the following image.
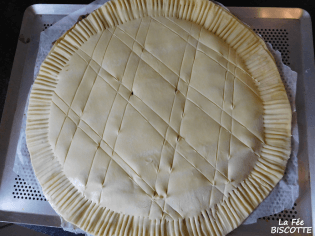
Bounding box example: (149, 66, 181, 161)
(50, 16, 264, 219)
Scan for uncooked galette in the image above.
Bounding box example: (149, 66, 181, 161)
(26, 0, 292, 235)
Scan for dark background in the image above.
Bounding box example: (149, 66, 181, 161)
(1, 0, 315, 119)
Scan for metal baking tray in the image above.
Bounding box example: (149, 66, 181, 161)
(0, 4, 314, 235)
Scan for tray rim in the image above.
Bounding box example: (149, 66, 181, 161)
(0, 4, 314, 231)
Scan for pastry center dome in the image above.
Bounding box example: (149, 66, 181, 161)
(49, 16, 264, 220)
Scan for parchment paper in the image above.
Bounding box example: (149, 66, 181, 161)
(13, 1, 299, 234)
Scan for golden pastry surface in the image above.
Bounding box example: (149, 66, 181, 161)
(26, 0, 292, 235)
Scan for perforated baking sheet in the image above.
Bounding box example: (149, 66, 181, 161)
(0, 5, 314, 235)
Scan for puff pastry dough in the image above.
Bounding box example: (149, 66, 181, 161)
(26, 0, 292, 235)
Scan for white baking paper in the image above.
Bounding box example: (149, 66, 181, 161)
(13, 0, 299, 234)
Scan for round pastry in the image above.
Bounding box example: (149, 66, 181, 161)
(26, 0, 292, 235)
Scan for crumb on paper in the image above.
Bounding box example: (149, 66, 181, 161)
(77, 13, 90, 23)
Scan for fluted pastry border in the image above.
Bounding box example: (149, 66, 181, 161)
(26, 0, 292, 235)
